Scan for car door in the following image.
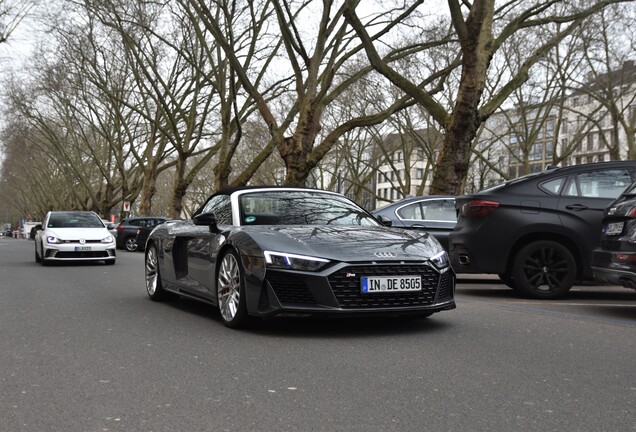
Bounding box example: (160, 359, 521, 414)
(185, 195, 233, 298)
(395, 198, 457, 250)
(557, 167, 633, 271)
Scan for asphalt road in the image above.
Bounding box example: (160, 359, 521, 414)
(1, 237, 634, 432)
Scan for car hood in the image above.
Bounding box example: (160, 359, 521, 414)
(44, 227, 113, 240)
(238, 225, 443, 262)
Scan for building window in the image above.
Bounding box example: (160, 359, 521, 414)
(529, 143, 543, 161)
(416, 168, 424, 180)
(546, 142, 554, 159)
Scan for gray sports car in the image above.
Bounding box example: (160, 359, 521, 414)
(145, 187, 455, 328)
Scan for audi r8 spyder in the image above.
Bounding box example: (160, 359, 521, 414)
(144, 187, 455, 328)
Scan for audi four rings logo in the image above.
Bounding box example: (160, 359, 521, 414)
(374, 252, 397, 258)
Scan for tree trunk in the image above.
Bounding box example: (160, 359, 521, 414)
(171, 157, 188, 219)
(138, 162, 158, 215)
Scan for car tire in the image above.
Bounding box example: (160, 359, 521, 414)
(125, 237, 137, 252)
(511, 240, 577, 299)
(217, 250, 248, 329)
(35, 246, 41, 263)
(145, 244, 175, 301)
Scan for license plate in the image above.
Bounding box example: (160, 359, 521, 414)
(75, 246, 92, 251)
(361, 276, 421, 293)
(605, 222, 624, 236)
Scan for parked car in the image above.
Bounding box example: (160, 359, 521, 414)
(116, 216, 168, 251)
(134, 220, 167, 252)
(145, 187, 455, 328)
(372, 195, 456, 250)
(591, 181, 636, 290)
(34, 211, 116, 265)
(449, 161, 636, 299)
(102, 220, 118, 237)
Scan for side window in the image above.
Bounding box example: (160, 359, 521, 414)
(130, 219, 144, 227)
(540, 177, 566, 194)
(397, 203, 423, 220)
(567, 169, 631, 198)
(202, 195, 233, 225)
(421, 200, 457, 221)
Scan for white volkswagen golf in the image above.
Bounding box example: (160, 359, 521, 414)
(34, 211, 116, 265)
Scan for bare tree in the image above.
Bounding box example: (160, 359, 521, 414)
(345, 0, 633, 195)
(185, 0, 421, 187)
(0, 0, 33, 44)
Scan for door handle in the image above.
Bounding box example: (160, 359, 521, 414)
(565, 204, 588, 211)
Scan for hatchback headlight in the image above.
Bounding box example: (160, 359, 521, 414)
(47, 236, 63, 244)
(101, 236, 114, 244)
(264, 251, 330, 271)
(430, 250, 450, 269)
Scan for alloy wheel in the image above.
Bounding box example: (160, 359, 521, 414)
(217, 253, 242, 323)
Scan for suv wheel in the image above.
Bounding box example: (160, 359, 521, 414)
(512, 240, 576, 299)
(125, 236, 138, 252)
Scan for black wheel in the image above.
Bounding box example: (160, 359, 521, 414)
(217, 250, 248, 328)
(498, 272, 516, 289)
(512, 240, 576, 299)
(125, 237, 137, 252)
(35, 245, 41, 263)
(145, 244, 175, 301)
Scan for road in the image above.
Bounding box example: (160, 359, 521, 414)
(1, 237, 634, 432)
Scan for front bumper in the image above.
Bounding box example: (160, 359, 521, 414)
(43, 244, 116, 261)
(248, 261, 456, 317)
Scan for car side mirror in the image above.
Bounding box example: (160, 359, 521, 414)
(193, 212, 219, 233)
(376, 215, 393, 227)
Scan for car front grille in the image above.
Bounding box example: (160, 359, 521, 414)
(47, 250, 113, 259)
(266, 273, 316, 304)
(328, 263, 442, 309)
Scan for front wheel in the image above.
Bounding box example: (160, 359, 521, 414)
(145, 244, 175, 301)
(217, 250, 248, 328)
(512, 240, 577, 299)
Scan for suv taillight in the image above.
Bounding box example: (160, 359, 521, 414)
(462, 200, 500, 217)
(627, 207, 636, 218)
(117, 225, 124, 231)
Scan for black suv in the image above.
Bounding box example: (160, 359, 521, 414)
(116, 217, 168, 251)
(449, 161, 636, 299)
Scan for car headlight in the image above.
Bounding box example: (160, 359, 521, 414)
(264, 251, 330, 271)
(46, 236, 63, 244)
(430, 250, 450, 269)
(101, 236, 114, 244)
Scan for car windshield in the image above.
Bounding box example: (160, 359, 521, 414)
(48, 212, 104, 228)
(239, 191, 379, 226)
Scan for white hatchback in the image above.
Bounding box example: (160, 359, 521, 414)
(34, 211, 116, 265)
